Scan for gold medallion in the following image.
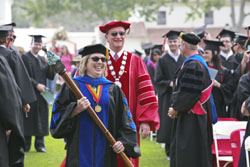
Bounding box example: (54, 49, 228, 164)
(95, 105, 102, 112)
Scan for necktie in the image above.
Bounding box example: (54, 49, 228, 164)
(114, 53, 119, 61)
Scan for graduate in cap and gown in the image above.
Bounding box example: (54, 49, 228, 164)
(0, 25, 36, 114)
(168, 32, 215, 167)
(0, 54, 25, 167)
(141, 42, 153, 65)
(216, 29, 237, 73)
(154, 30, 185, 158)
(147, 44, 162, 94)
(203, 39, 234, 117)
(21, 35, 55, 152)
(99, 21, 159, 167)
(50, 44, 140, 167)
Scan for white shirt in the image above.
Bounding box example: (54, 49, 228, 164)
(168, 49, 181, 62)
(220, 50, 234, 60)
(109, 48, 124, 59)
(0, 45, 6, 48)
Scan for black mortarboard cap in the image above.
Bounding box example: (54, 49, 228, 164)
(133, 49, 142, 57)
(204, 39, 224, 51)
(216, 29, 235, 41)
(0, 25, 12, 38)
(235, 33, 248, 46)
(180, 32, 201, 45)
(163, 30, 182, 40)
(152, 44, 163, 52)
(29, 35, 45, 43)
(141, 42, 153, 50)
(193, 25, 207, 39)
(1, 22, 16, 27)
(78, 44, 107, 57)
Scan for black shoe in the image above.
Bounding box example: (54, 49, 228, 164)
(36, 147, 46, 153)
(25, 147, 30, 152)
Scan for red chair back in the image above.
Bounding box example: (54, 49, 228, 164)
(230, 129, 246, 167)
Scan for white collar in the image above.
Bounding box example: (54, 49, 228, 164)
(168, 49, 181, 62)
(109, 48, 124, 59)
(0, 45, 6, 48)
(220, 50, 233, 60)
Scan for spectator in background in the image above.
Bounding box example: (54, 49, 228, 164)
(147, 45, 162, 94)
(60, 45, 73, 73)
(71, 54, 82, 78)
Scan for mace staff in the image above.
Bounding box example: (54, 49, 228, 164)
(42, 47, 134, 167)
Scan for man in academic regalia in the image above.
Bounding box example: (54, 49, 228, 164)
(216, 29, 237, 73)
(141, 42, 153, 65)
(0, 25, 36, 115)
(22, 35, 55, 152)
(168, 32, 214, 167)
(99, 21, 160, 167)
(0, 54, 24, 167)
(154, 30, 185, 159)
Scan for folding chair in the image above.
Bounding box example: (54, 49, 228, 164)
(230, 129, 246, 167)
(245, 136, 250, 167)
(213, 121, 247, 167)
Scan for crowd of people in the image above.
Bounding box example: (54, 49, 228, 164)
(1, 20, 250, 167)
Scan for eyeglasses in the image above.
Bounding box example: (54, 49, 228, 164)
(111, 31, 126, 37)
(90, 56, 107, 62)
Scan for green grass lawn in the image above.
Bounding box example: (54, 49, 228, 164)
(24, 106, 169, 166)
(24, 135, 170, 167)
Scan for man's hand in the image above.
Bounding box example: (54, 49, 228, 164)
(36, 83, 46, 92)
(23, 104, 30, 112)
(168, 107, 178, 119)
(139, 123, 150, 139)
(241, 101, 250, 117)
(112, 141, 125, 153)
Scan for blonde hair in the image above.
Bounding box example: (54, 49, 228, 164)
(79, 54, 108, 77)
(182, 41, 198, 50)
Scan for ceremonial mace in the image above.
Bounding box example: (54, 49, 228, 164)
(42, 47, 134, 167)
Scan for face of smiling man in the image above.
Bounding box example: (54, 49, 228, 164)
(105, 26, 126, 53)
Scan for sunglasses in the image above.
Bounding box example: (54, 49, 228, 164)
(111, 31, 126, 37)
(90, 56, 107, 62)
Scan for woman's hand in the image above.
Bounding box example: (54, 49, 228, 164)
(112, 141, 125, 154)
(71, 96, 90, 117)
(212, 79, 221, 88)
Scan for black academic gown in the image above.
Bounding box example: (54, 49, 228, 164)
(170, 60, 213, 167)
(0, 56, 24, 167)
(22, 51, 55, 136)
(154, 53, 185, 144)
(50, 79, 140, 167)
(0, 47, 36, 105)
(147, 63, 158, 94)
(238, 96, 250, 167)
(231, 73, 250, 121)
(212, 68, 234, 117)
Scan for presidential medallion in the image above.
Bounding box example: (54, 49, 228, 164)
(95, 105, 102, 112)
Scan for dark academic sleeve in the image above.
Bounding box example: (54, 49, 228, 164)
(219, 69, 234, 105)
(154, 58, 172, 95)
(0, 56, 25, 165)
(50, 83, 78, 138)
(111, 85, 141, 158)
(7, 51, 36, 105)
(246, 96, 250, 113)
(171, 61, 203, 112)
(237, 74, 250, 106)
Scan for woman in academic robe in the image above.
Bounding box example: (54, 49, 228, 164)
(203, 39, 234, 117)
(50, 44, 140, 167)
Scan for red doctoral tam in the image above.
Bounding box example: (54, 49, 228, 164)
(99, 21, 130, 33)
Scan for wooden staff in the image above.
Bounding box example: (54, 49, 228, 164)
(42, 47, 133, 167)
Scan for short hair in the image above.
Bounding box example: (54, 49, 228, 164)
(0, 37, 7, 45)
(79, 54, 107, 77)
(183, 41, 198, 50)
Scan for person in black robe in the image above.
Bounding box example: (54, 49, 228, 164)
(238, 93, 250, 167)
(203, 39, 234, 117)
(0, 25, 36, 114)
(168, 32, 213, 167)
(50, 44, 140, 167)
(21, 35, 55, 152)
(154, 30, 185, 158)
(0, 55, 25, 167)
(147, 45, 162, 94)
